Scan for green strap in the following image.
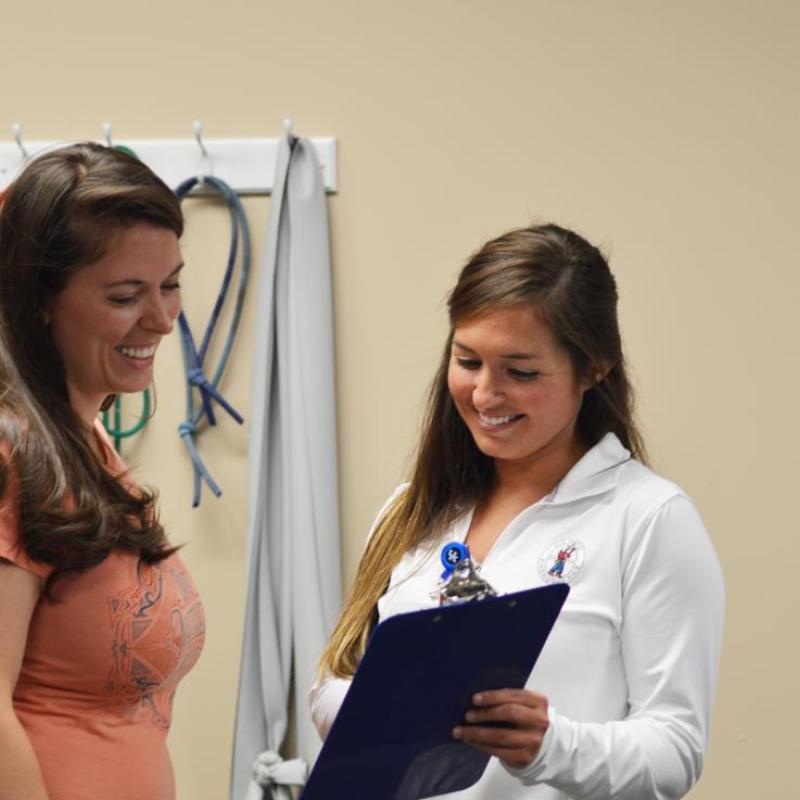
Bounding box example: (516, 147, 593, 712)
(102, 389, 152, 452)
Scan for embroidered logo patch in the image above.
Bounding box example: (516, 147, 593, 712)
(537, 539, 585, 585)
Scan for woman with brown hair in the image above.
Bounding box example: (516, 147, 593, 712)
(311, 224, 724, 799)
(0, 143, 204, 799)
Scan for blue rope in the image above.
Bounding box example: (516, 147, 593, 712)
(174, 174, 250, 506)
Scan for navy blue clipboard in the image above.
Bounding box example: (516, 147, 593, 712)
(301, 583, 569, 800)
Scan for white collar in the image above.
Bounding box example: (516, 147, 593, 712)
(544, 432, 632, 505)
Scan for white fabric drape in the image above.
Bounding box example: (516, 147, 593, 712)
(231, 134, 342, 800)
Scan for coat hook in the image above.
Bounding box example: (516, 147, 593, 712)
(12, 123, 29, 162)
(193, 120, 208, 158)
(192, 121, 213, 186)
(102, 122, 113, 147)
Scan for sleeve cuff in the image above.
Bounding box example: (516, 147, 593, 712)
(0, 542, 51, 581)
(502, 704, 561, 785)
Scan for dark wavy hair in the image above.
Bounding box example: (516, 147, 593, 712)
(0, 142, 183, 596)
(321, 222, 647, 677)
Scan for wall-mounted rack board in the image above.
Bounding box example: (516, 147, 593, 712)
(0, 137, 337, 195)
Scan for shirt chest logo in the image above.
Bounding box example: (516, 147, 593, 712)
(537, 539, 585, 585)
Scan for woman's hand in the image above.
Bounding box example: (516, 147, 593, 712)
(452, 689, 549, 769)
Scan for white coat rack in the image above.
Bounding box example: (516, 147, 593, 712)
(0, 121, 337, 194)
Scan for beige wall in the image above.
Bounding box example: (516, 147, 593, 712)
(3, 1, 798, 797)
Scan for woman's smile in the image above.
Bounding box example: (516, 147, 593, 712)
(114, 343, 159, 368)
(475, 410, 526, 431)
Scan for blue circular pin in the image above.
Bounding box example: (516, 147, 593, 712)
(440, 541, 470, 574)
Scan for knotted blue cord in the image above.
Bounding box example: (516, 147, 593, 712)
(174, 174, 250, 506)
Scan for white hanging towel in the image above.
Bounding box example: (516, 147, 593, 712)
(231, 134, 342, 800)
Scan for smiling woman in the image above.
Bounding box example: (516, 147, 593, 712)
(0, 143, 204, 800)
(312, 224, 724, 800)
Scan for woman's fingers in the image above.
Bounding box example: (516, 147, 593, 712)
(452, 724, 546, 769)
(464, 701, 538, 726)
(451, 688, 550, 769)
(472, 689, 547, 708)
(453, 722, 537, 748)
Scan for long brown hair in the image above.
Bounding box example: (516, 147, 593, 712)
(320, 223, 646, 677)
(0, 142, 183, 596)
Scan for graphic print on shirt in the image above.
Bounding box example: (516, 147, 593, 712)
(105, 559, 205, 727)
(538, 538, 585, 585)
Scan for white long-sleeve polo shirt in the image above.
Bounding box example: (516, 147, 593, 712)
(310, 433, 725, 799)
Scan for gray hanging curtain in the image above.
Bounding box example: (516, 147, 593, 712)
(231, 134, 342, 800)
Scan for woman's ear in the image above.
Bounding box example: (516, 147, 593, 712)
(582, 363, 612, 391)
